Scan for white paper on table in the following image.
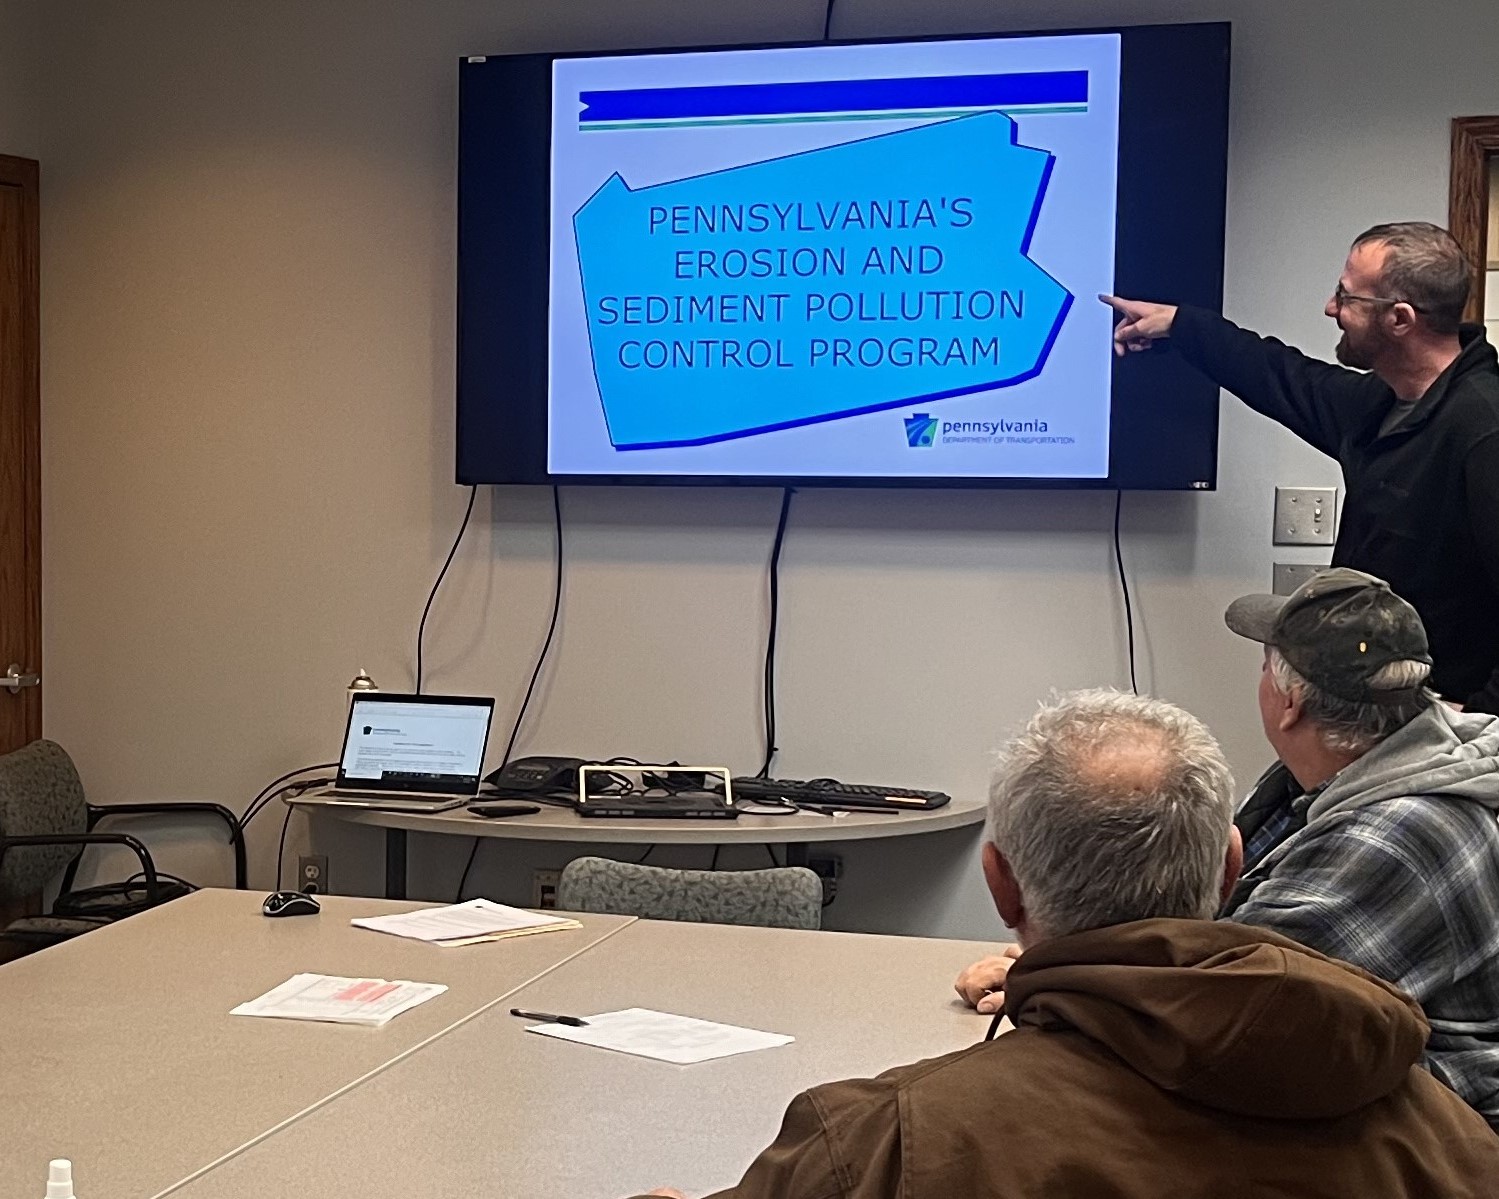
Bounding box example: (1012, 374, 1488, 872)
(526, 1007, 794, 1064)
(350, 898, 579, 944)
(230, 973, 447, 1027)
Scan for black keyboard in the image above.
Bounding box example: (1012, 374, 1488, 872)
(731, 777, 950, 811)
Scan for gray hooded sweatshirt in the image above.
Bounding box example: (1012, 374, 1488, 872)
(1224, 704, 1499, 1130)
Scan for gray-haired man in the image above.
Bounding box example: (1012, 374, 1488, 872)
(636, 690, 1497, 1199)
(958, 570, 1499, 1131)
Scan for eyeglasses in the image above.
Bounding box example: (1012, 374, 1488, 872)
(1333, 283, 1425, 312)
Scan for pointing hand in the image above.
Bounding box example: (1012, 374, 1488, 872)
(1099, 294, 1179, 357)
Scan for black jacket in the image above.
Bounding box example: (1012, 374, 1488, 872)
(1173, 307, 1499, 713)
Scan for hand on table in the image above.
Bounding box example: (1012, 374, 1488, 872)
(1099, 294, 1178, 356)
(954, 944, 1023, 1015)
(643, 1189, 687, 1198)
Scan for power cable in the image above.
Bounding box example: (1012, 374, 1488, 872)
(758, 488, 794, 778)
(239, 765, 338, 831)
(822, 0, 838, 40)
(250, 777, 334, 891)
(416, 484, 479, 694)
(456, 484, 565, 901)
(1113, 489, 1139, 695)
(276, 803, 294, 890)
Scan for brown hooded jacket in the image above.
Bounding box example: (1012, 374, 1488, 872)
(645, 919, 1499, 1199)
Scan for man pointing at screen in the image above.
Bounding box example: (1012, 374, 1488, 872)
(1103, 222, 1499, 713)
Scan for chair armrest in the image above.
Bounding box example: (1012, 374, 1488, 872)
(86, 802, 247, 889)
(0, 833, 163, 905)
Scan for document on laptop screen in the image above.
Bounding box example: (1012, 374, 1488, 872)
(343, 700, 489, 783)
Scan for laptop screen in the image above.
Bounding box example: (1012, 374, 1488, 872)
(339, 694, 495, 793)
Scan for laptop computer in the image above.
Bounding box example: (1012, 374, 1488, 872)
(316, 693, 495, 812)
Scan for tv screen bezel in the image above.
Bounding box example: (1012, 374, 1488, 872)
(456, 21, 1230, 491)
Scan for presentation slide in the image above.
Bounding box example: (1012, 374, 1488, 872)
(548, 35, 1121, 479)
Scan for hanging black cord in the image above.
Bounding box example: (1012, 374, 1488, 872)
(276, 803, 295, 890)
(416, 485, 479, 694)
(758, 488, 795, 778)
(822, 0, 838, 40)
(240, 765, 338, 830)
(1113, 489, 1139, 695)
(258, 777, 336, 889)
(456, 485, 565, 902)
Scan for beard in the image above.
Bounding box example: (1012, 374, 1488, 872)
(1334, 325, 1382, 371)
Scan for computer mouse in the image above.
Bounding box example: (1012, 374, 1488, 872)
(262, 889, 322, 917)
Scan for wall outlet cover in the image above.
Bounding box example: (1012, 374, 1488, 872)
(532, 868, 561, 910)
(1273, 486, 1338, 546)
(807, 854, 843, 880)
(1272, 562, 1331, 596)
(298, 854, 328, 894)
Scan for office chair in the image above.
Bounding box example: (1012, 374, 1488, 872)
(0, 739, 246, 955)
(556, 855, 823, 930)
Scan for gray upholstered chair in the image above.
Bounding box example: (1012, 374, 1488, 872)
(556, 855, 823, 930)
(0, 739, 246, 953)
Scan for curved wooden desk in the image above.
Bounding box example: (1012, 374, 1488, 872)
(290, 794, 988, 899)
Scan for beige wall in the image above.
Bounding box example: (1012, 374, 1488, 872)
(0, 1, 40, 159)
(29, 0, 1499, 935)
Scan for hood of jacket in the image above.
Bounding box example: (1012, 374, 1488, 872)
(1308, 704, 1499, 820)
(1003, 918, 1428, 1120)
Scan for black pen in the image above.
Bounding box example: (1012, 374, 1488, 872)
(510, 1007, 588, 1027)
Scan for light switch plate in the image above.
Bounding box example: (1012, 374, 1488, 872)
(1273, 562, 1330, 596)
(1273, 487, 1337, 545)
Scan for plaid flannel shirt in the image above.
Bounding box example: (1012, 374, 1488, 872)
(1224, 787, 1499, 1131)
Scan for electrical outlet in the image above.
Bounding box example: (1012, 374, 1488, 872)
(1273, 487, 1337, 546)
(807, 855, 842, 906)
(532, 868, 561, 910)
(1272, 562, 1330, 596)
(298, 854, 328, 895)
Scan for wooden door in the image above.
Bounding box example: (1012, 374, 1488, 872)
(1450, 117, 1499, 322)
(0, 155, 41, 755)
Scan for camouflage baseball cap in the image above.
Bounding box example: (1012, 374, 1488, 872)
(1224, 567, 1433, 705)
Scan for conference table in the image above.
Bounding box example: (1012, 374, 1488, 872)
(291, 792, 989, 899)
(0, 890, 633, 1199)
(5, 889, 993, 1199)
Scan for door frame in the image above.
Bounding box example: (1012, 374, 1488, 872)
(1449, 116, 1499, 323)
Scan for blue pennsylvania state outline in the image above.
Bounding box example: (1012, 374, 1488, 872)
(572, 111, 1073, 450)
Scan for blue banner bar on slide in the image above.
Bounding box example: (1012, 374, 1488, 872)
(579, 72, 1089, 123)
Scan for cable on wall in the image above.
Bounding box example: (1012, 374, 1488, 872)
(456, 484, 565, 901)
(822, 0, 839, 40)
(757, 488, 795, 778)
(416, 484, 479, 695)
(1113, 489, 1139, 695)
(758, 0, 821, 787)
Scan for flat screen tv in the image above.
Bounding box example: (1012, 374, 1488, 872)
(457, 22, 1229, 489)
